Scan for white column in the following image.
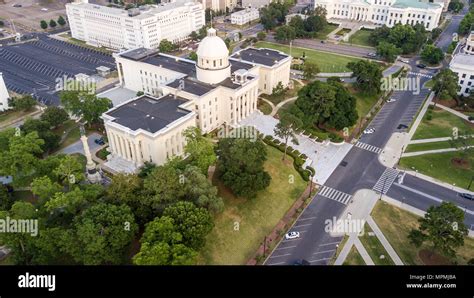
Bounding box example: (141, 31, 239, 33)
(118, 135, 125, 159)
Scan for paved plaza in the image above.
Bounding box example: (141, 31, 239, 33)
(239, 112, 353, 185)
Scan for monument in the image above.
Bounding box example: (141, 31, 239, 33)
(80, 124, 102, 183)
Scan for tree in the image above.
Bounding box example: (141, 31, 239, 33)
(40, 20, 48, 30)
(257, 31, 267, 41)
(49, 20, 57, 28)
(260, 2, 291, 30)
(62, 203, 137, 265)
(21, 118, 61, 153)
(275, 25, 296, 43)
(10, 95, 36, 111)
(458, 9, 474, 35)
(216, 137, 271, 198)
(431, 27, 442, 40)
(57, 16, 66, 26)
(159, 39, 175, 53)
(188, 51, 197, 61)
(53, 155, 85, 187)
(0, 131, 44, 187)
(421, 44, 444, 65)
(183, 127, 216, 175)
(326, 80, 358, 130)
(30, 176, 62, 203)
(181, 165, 223, 214)
(0, 185, 14, 211)
(0, 20, 4, 27)
(40, 106, 69, 128)
(288, 15, 306, 37)
(431, 69, 459, 100)
(408, 202, 468, 259)
(274, 113, 302, 161)
(163, 201, 213, 250)
(376, 41, 401, 63)
(143, 163, 185, 210)
(190, 31, 198, 40)
(272, 81, 286, 97)
(347, 60, 383, 94)
(369, 24, 427, 54)
(133, 216, 197, 265)
(448, 0, 464, 13)
(304, 14, 327, 34)
(60, 91, 111, 125)
(302, 62, 320, 81)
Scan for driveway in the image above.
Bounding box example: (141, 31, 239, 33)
(59, 132, 103, 156)
(239, 112, 353, 185)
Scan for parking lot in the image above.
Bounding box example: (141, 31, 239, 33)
(0, 34, 116, 105)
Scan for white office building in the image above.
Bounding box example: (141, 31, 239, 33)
(102, 28, 291, 172)
(241, 0, 272, 9)
(231, 7, 260, 25)
(66, 0, 205, 50)
(0, 73, 10, 112)
(450, 32, 474, 97)
(311, 0, 443, 31)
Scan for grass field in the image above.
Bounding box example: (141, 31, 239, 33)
(0, 107, 38, 125)
(347, 29, 373, 47)
(197, 145, 307, 265)
(399, 151, 473, 189)
(314, 24, 339, 39)
(412, 108, 474, 140)
(261, 79, 302, 105)
(343, 246, 365, 265)
(405, 139, 474, 153)
(258, 99, 273, 115)
(372, 201, 474, 265)
(359, 223, 395, 265)
(348, 85, 380, 121)
(255, 41, 361, 73)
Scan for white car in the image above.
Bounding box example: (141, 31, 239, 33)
(386, 98, 397, 103)
(400, 59, 410, 64)
(285, 231, 300, 240)
(363, 128, 375, 134)
(41, 8, 48, 11)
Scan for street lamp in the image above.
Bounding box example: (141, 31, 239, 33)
(468, 176, 473, 190)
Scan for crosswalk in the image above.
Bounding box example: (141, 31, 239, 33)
(355, 142, 383, 154)
(408, 71, 433, 79)
(373, 168, 400, 194)
(318, 185, 353, 205)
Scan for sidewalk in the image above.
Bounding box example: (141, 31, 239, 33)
(433, 102, 473, 122)
(366, 216, 403, 265)
(401, 146, 474, 157)
(401, 169, 474, 195)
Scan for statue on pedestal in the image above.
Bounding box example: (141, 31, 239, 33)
(80, 124, 102, 184)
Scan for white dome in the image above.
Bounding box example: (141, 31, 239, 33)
(196, 28, 228, 59)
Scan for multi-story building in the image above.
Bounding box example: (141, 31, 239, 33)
(66, 0, 205, 50)
(103, 28, 291, 172)
(241, 0, 272, 9)
(231, 7, 259, 25)
(311, 0, 443, 31)
(450, 32, 474, 97)
(0, 73, 10, 112)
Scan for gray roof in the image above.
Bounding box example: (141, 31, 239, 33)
(106, 94, 191, 133)
(167, 77, 215, 96)
(231, 48, 289, 67)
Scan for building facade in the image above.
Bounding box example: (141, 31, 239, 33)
(450, 32, 474, 97)
(103, 28, 291, 171)
(241, 0, 272, 9)
(311, 0, 443, 31)
(0, 73, 10, 112)
(66, 0, 205, 50)
(231, 7, 260, 25)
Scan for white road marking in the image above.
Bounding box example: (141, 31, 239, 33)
(275, 245, 297, 250)
(319, 241, 340, 247)
(269, 253, 291, 259)
(312, 249, 336, 255)
(309, 257, 331, 263)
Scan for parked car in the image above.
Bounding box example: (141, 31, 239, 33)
(397, 124, 409, 129)
(320, 40, 326, 44)
(386, 98, 397, 103)
(459, 193, 474, 201)
(12, 3, 22, 7)
(94, 138, 105, 145)
(367, 53, 377, 58)
(363, 128, 375, 134)
(417, 64, 426, 69)
(285, 231, 300, 240)
(293, 259, 311, 265)
(399, 58, 410, 64)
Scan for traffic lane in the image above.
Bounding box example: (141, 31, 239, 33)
(401, 174, 474, 210)
(387, 183, 474, 229)
(265, 195, 346, 265)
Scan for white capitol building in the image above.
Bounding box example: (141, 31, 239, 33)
(311, 0, 445, 31)
(101, 28, 291, 173)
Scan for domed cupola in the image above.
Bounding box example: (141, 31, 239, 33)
(196, 28, 231, 84)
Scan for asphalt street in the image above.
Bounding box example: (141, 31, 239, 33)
(266, 10, 473, 265)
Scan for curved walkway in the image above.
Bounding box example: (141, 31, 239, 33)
(271, 96, 298, 117)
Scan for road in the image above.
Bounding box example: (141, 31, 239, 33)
(265, 9, 473, 265)
(436, 5, 469, 52)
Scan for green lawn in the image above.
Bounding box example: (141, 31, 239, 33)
(314, 24, 339, 39)
(343, 246, 365, 265)
(0, 107, 38, 125)
(277, 100, 295, 118)
(359, 223, 395, 265)
(257, 99, 273, 115)
(254, 41, 362, 73)
(198, 145, 307, 265)
(372, 201, 474, 265)
(412, 108, 474, 140)
(261, 79, 302, 105)
(405, 138, 474, 153)
(424, 79, 434, 89)
(336, 28, 351, 36)
(399, 151, 473, 189)
(348, 85, 380, 121)
(347, 29, 374, 47)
